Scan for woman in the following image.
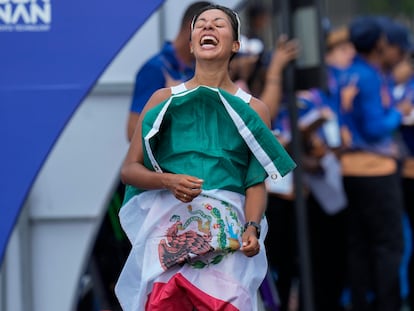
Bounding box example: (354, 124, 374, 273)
(115, 5, 295, 311)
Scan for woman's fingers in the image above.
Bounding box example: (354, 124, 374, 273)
(241, 234, 260, 257)
(243, 245, 260, 257)
(173, 176, 204, 202)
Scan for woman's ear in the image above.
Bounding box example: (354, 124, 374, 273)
(232, 41, 241, 53)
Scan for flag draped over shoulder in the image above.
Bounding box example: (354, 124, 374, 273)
(115, 86, 296, 311)
(143, 86, 296, 181)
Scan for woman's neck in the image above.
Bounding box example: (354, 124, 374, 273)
(188, 61, 237, 93)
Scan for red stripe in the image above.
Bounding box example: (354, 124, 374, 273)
(146, 273, 239, 311)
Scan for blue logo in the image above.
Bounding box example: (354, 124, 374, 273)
(0, 0, 51, 32)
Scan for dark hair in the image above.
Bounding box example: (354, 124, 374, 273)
(377, 16, 413, 52)
(350, 16, 383, 53)
(180, 1, 212, 29)
(191, 4, 240, 41)
(247, 4, 268, 21)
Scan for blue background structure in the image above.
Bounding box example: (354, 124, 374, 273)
(0, 0, 165, 263)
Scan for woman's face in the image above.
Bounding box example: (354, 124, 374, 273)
(190, 9, 240, 61)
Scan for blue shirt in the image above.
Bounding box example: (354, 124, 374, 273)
(328, 65, 348, 123)
(342, 55, 402, 156)
(391, 76, 414, 155)
(130, 42, 195, 114)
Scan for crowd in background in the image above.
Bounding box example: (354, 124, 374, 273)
(233, 3, 414, 311)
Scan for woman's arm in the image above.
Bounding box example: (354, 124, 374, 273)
(241, 182, 267, 257)
(121, 87, 203, 202)
(240, 96, 276, 257)
(249, 97, 271, 128)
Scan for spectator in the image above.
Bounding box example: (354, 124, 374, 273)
(264, 104, 297, 311)
(378, 17, 413, 75)
(286, 25, 353, 311)
(379, 18, 414, 307)
(340, 16, 410, 311)
(242, 3, 274, 97)
(391, 52, 414, 308)
(261, 34, 299, 119)
(245, 3, 271, 47)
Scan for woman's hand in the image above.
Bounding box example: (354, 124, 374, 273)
(164, 174, 204, 203)
(241, 227, 260, 257)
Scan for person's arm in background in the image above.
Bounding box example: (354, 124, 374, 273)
(260, 35, 299, 120)
(127, 62, 166, 141)
(357, 71, 405, 140)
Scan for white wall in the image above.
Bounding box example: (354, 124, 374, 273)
(1, 88, 131, 311)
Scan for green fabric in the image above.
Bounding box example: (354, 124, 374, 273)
(124, 86, 296, 205)
(143, 87, 266, 194)
(218, 88, 296, 176)
(122, 184, 141, 210)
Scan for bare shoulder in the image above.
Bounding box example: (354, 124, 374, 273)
(145, 88, 172, 110)
(249, 96, 271, 127)
(139, 87, 173, 119)
(249, 96, 269, 114)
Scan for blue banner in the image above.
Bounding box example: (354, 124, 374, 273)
(0, 0, 165, 263)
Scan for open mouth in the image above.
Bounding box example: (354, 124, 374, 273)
(200, 35, 218, 47)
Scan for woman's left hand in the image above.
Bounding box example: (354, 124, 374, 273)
(240, 228, 260, 257)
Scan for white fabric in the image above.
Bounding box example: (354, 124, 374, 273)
(265, 171, 294, 195)
(303, 152, 347, 215)
(234, 87, 252, 103)
(171, 83, 251, 103)
(115, 189, 268, 311)
(170, 83, 187, 94)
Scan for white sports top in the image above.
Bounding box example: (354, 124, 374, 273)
(171, 83, 252, 103)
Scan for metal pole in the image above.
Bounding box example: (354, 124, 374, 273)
(279, 0, 315, 310)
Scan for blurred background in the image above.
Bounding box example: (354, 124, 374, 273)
(1, 0, 414, 311)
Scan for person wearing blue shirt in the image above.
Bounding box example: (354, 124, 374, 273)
(378, 18, 414, 308)
(379, 17, 413, 79)
(126, 1, 211, 141)
(340, 16, 411, 311)
(391, 54, 414, 309)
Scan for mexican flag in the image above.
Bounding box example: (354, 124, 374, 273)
(116, 189, 269, 311)
(115, 86, 295, 310)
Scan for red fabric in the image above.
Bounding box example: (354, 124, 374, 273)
(145, 273, 239, 311)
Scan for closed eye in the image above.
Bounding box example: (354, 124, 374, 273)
(194, 20, 206, 29)
(194, 18, 228, 29)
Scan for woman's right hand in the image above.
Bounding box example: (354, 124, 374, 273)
(164, 174, 204, 203)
